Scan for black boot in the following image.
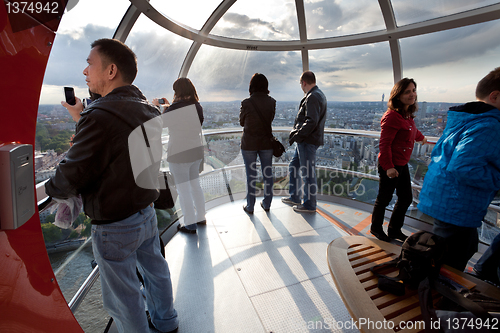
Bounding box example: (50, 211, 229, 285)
(370, 227, 391, 242)
(388, 229, 408, 242)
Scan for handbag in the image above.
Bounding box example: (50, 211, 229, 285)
(154, 171, 178, 209)
(99, 109, 175, 209)
(139, 124, 178, 209)
(248, 99, 285, 157)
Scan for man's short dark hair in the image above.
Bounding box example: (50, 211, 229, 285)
(300, 71, 316, 85)
(476, 67, 500, 100)
(91, 38, 137, 84)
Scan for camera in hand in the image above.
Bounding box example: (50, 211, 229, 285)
(64, 87, 76, 106)
(158, 98, 166, 104)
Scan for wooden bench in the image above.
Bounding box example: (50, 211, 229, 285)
(327, 236, 500, 333)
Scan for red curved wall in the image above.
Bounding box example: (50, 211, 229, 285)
(0, 2, 83, 332)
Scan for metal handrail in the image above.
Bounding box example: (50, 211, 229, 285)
(37, 126, 498, 214)
(68, 265, 100, 313)
(38, 127, 437, 204)
(199, 162, 500, 214)
(173, 126, 441, 143)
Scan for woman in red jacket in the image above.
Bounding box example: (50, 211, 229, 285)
(370, 78, 427, 242)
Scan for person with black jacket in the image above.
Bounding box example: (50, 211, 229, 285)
(45, 39, 178, 333)
(239, 73, 276, 213)
(282, 71, 327, 213)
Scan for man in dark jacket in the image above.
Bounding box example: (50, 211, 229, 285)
(45, 39, 178, 333)
(282, 71, 327, 213)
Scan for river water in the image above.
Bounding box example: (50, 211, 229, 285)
(47, 209, 178, 332)
(49, 245, 110, 332)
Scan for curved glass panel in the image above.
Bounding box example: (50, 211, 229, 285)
(49, 247, 108, 332)
(392, 0, 500, 26)
(211, 0, 300, 40)
(38, 4, 186, 330)
(149, 0, 222, 30)
(31, 2, 500, 332)
(47, 128, 500, 333)
(188, 44, 303, 101)
(304, 0, 385, 39)
(57, 0, 131, 34)
(400, 20, 500, 105)
(40, 0, 130, 103)
(36, 3, 129, 332)
(315, 133, 431, 212)
(308, 42, 393, 105)
(127, 14, 194, 101)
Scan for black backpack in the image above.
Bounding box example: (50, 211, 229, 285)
(370, 230, 448, 295)
(372, 231, 500, 332)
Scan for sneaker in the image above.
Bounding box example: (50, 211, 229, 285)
(260, 202, 270, 212)
(281, 197, 300, 205)
(243, 205, 254, 214)
(177, 225, 196, 234)
(292, 205, 316, 213)
(388, 230, 408, 242)
(197, 220, 207, 225)
(370, 228, 391, 242)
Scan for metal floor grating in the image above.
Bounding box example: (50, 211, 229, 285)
(158, 195, 486, 333)
(164, 197, 371, 333)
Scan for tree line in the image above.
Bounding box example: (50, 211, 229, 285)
(35, 123, 74, 154)
(42, 212, 92, 243)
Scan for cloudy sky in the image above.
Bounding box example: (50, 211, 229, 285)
(40, 0, 500, 105)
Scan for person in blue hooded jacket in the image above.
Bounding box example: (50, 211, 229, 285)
(418, 67, 500, 271)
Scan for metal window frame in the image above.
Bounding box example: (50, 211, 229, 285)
(116, 1, 500, 81)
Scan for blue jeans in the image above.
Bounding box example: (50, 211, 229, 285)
(288, 142, 319, 210)
(170, 159, 205, 230)
(432, 218, 478, 272)
(92, 206, 178, 333)
(242, 149, 274, 210)
(474, 232, 500, 284)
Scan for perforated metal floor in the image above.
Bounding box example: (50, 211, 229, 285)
(165, 197, 367, 333)
(106, 195, 484, 332)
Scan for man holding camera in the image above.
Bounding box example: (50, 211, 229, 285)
(45, 38, 178, 333)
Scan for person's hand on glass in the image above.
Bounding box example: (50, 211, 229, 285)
(61, 97, 84, 122)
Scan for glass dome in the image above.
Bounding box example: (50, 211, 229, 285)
(28, 2, 500, 331)
(40, 0, 500, 105)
